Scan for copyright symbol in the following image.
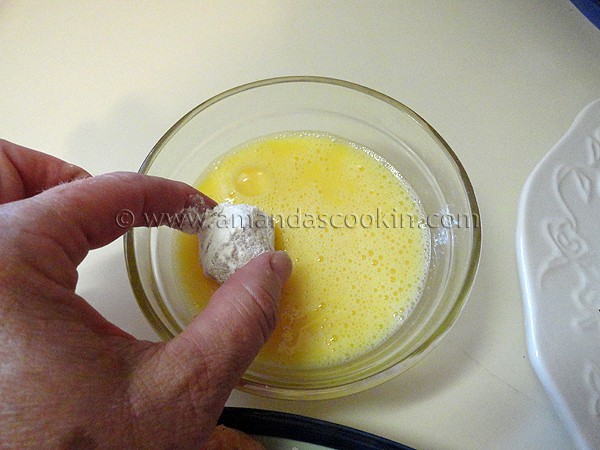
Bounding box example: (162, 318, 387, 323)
(115, 209, 135, 228)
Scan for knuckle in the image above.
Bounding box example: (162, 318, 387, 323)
(239, 282, 279, 343)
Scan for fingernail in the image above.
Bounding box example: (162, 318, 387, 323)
(176, 193, 218, 234)
(185, 192, 218, 210)
(270, 251, 293, 282)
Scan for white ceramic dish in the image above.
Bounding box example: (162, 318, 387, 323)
(517, 98, 600, 450)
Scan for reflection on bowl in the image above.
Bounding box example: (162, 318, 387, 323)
(125, 76, 481, 400)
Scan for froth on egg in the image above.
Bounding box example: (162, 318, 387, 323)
(174, 131, 430, 370)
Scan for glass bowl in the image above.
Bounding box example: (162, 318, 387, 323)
(125, 76, 481, 400)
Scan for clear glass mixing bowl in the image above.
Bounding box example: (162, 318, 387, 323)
(125, 76, 481, 400)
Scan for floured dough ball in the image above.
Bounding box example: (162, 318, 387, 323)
(198, 203, 274, 284)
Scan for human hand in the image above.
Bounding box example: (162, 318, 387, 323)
(0, 140, 292, 449)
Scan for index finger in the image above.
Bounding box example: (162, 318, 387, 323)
(3, 172, 216, 290)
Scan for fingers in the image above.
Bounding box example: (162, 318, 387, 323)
(2, 172, 216, 289)
(41, 171, 215, 249)
(163, 251, 292, 405)
(0, 140, 91, 204)
(0, 142, 217, 267)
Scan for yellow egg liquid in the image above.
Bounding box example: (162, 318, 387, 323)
(174, 131, 430, 370)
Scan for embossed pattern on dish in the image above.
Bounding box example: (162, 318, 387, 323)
(517, 99, 600, 450)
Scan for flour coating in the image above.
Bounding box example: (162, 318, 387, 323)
(198, 203, 274, 283)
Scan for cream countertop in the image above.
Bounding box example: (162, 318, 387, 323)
(1, 2, 599, 449)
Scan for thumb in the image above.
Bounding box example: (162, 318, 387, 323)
(164, 250, 292, 397)
(127, 251, 291, 445)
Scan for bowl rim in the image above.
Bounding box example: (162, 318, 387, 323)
(124, 75, 482, 399)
